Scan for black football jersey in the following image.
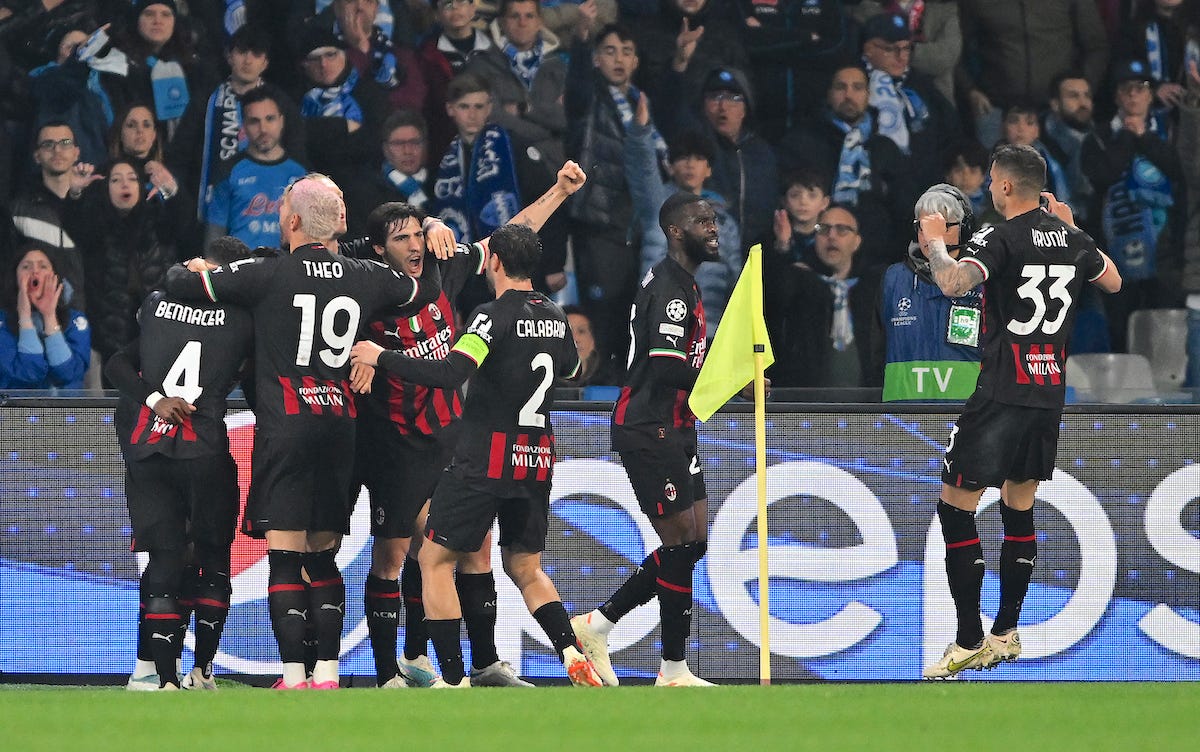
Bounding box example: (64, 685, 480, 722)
(164, 243, 434, 435)
(448, 289, 579, 495)
(960, 208, 1108, 408)
(359, 242, 486, 446)
(612, 257, 707, 444)
(114, 290, 254, 460)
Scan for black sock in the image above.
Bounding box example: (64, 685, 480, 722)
(457, 572, 499, 669)
(655, 543, 694, 662)
(304, 549, 345, 662)
(175, 564, 198, 657)
(139, 548, 184, 685)
(937, 501, 985, 648)
(303, 620, 319, 676)
(995, 504, 1037, 635)
(365, 574, 401, 684)
(400, 556, 428, 660)
(140, 589, 182, 687)
(532, 601, 577, 659)
(598, 548, 662, 624)
(426, 618, 464, 684)
(135, 600, 151, 663)
(191, 569, 231, 673)
(267, 550, 308, 665)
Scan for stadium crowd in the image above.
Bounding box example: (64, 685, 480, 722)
(2, 0, 1198, 395)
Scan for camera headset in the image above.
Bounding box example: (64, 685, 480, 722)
(907, 183, 976, 285)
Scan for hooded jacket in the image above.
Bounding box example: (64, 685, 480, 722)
(462, 21, 567, 163)
(660, 65, 778, 247)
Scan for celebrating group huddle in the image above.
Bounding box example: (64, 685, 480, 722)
(111, 162, 728, 691)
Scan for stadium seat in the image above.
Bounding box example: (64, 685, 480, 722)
(1066, 353, 1159, 403)
(1127, 309, 1188, 393)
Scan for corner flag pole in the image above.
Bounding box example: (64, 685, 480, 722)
(686, 245, 774, 684)
(754, 344, 770, 686)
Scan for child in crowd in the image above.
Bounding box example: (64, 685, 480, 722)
(770, 167, 832, 271)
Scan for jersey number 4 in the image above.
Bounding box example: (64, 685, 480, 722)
(293, 294, 362, 368)
(162, 340, 204, 403)
(1008, 264, 1076, 336)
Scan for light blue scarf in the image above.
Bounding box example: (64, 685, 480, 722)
(302, 67, 364, 123)
(823, 276, 859, 351)
(830, 111, 873, 206)
(867, 65, 928, 156)
(504, 38, 544, 89)
(383, 165, 428, 209)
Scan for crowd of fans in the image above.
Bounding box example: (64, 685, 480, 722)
(1, 0, 1198, 394)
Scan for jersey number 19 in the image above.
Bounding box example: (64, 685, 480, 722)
(293, 294, 362, 368)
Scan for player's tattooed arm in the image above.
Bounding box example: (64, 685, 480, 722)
(920, 212, 984, 297)
(505, 161, 587, 232)
(927, 240, 984, 297)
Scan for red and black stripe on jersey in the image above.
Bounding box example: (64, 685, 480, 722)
(613, 257, 707, 437)
(959, 208, 1107, 409)
(358, 242, 485, 443)
(127, 407, 198, 447)
(485, 432, 555, 483)
(278, 376, 358, 417)
(363, 291, 463, 438)
(448, 289, 579, 495)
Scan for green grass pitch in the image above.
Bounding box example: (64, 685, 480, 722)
(4, 682, 1198, 751)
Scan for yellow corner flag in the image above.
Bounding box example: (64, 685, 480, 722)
(689, 244, 774, 422)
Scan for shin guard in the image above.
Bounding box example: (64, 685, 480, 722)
(400, 556, 428, 659)
(267, 550, 308, 664)
(937, 501, 985, 648)
(655, 544, 695, 662)
(995, 504, 1037, 635)
(457, 571, 499, 669)
(365, 574, 401, 684)
(304, 549, 346, 662)
(598, 548, 661, 624)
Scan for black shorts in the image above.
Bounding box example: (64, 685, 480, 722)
(616, 430, 706, 518)
(355, 424, 458, 538)
(244, 422, 356, 537)
(942, 396, 1062, 491)
(424, 467, 548, 554)
(125, 452, 239, 552)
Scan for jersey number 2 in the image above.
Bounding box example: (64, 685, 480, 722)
(1008, 264, 1076, 336)
(518, 352, 554, 428)
(293, 294, 361, 368)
